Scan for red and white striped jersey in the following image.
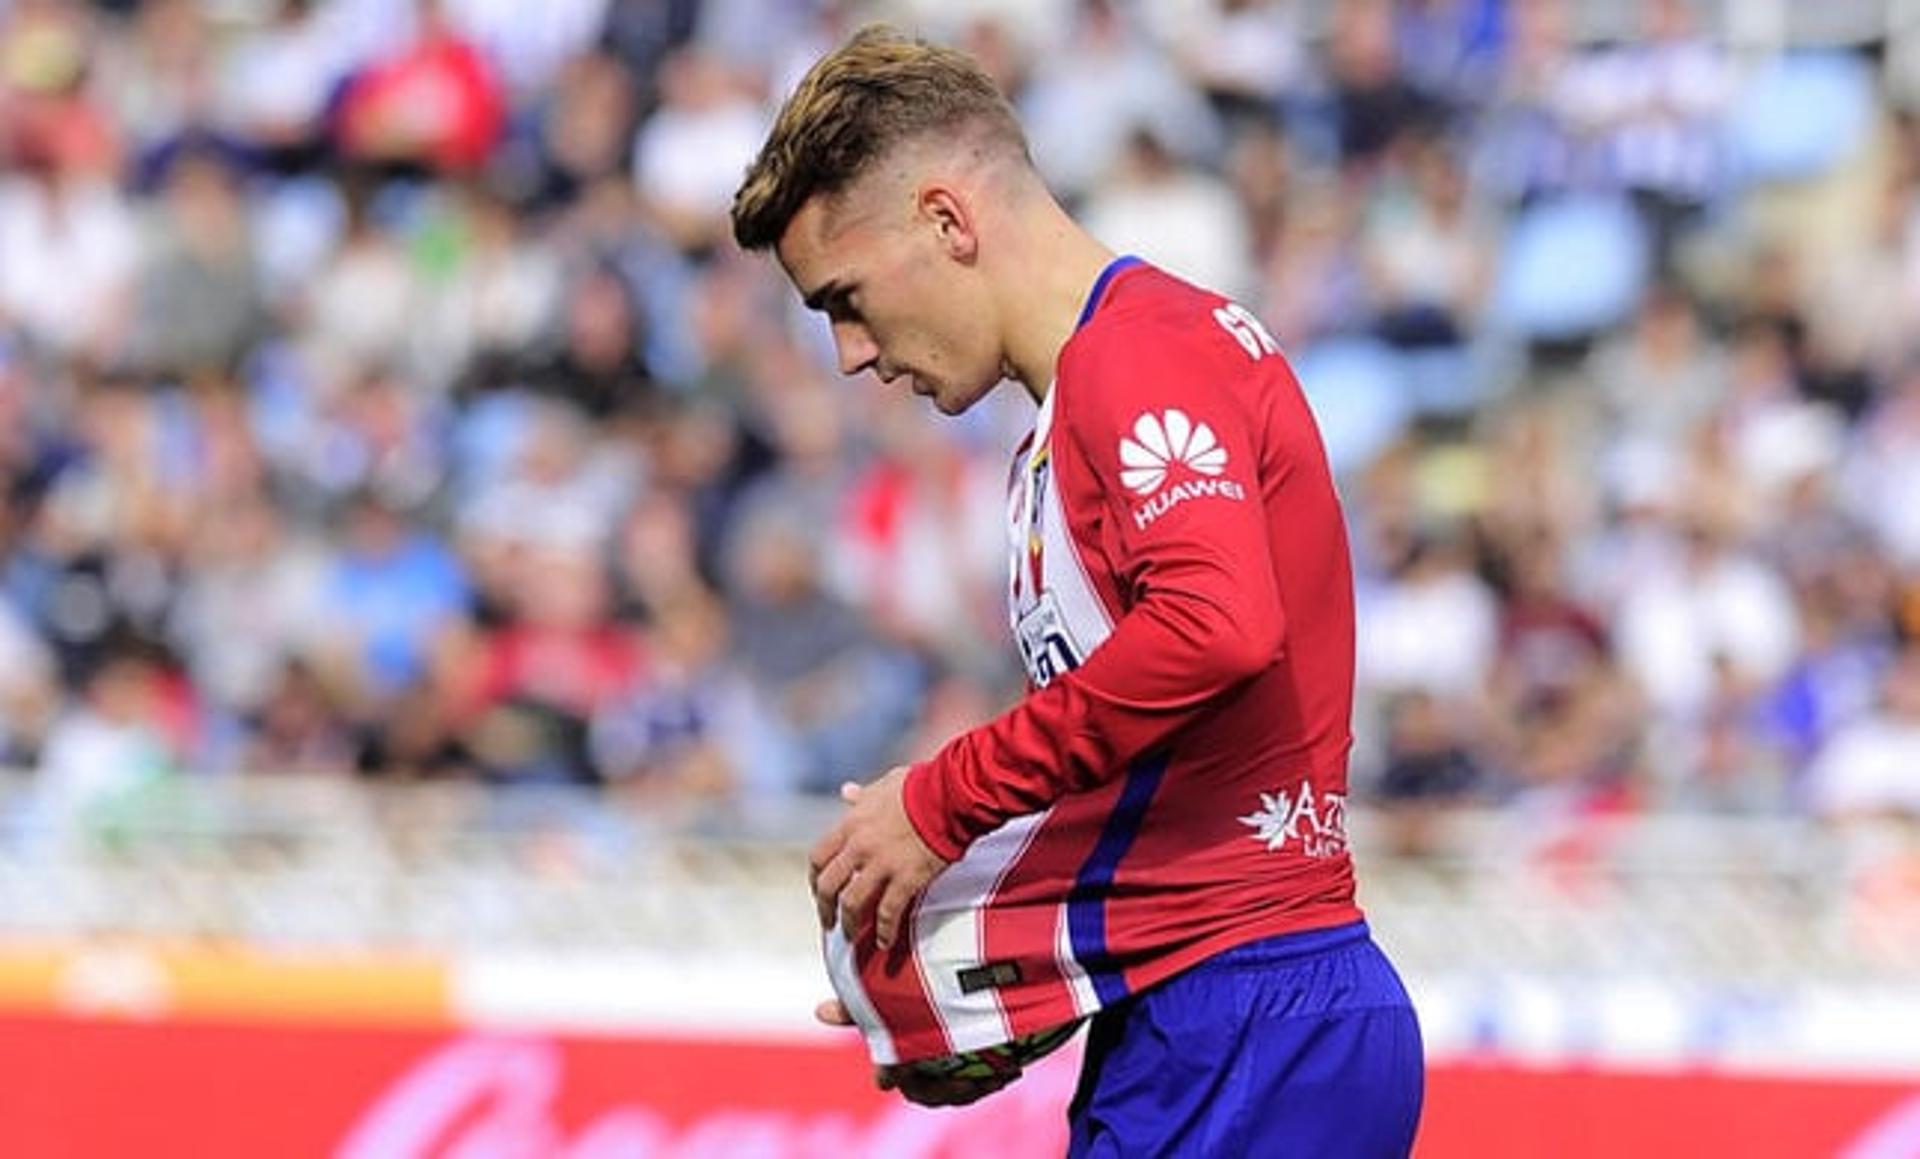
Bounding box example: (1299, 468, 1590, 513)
(827, 260, 1362, 1066)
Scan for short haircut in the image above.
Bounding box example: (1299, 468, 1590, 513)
(730, 23, 1030, 252)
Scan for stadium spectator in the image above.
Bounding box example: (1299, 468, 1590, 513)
(214, 0, 355, 173)
(721, 497, 926, 797)
(1019, 0, 1221, 200)
(296, 180, 420, 387)
(1152, 0, 1307, 131)
(1080, 122, 1256, 301)
(1560, 0, 1732, 275)
(0, 0, 1904, 844)
(0, 587, 56, 768)
(1360, 130, 1495, 352)
(127, 144, 265, 379)
(1322, 0, 1444, 170)
(1372, 688, 1490, 854)
(332, 0, 505, 175)
(507, 50, 640, 211)
(451, 543, 643, 787)
(93, 0, 214, 159)
(1805, 643, 1920, 821)
(589, 587, 780, 810)
(1472, 0, 1586, 206)
(313, 488, 471, 702)
(1586, 281, 1726, 447)
(169, 481, 329, 721)
(414, 182, 565, 395)
(1358, 522, 1501, 704)
(630, 47, 766, 256)
(240, 656, 359, 776)
(0, 127, 137, 363)
(1257, 174, 1371, 342)
(34, 643, 183, 843)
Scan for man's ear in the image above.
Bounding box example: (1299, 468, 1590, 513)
(918, 184, 979, 263)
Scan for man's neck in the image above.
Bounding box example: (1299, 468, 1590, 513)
(996, 204, 1118, 406)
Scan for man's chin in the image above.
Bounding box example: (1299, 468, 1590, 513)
(926, 380, 998, 416)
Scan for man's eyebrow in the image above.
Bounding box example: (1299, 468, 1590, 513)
(802, 280, 845, 312)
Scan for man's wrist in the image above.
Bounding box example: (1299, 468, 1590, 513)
(901, 760, 972, 863)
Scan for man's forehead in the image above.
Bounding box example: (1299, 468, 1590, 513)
(774, 198, 832, 295)
(781, 192, 837, 254)
(777, 188, 881, 291)
(801, 181, 890, 245)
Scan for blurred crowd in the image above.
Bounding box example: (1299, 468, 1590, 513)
(0, 0, 1917, 842)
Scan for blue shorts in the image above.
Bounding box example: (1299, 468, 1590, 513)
(1067, 921, 1424, 1158)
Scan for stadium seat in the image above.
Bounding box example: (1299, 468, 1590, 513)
(1290, 338, 1414, 476)
(1490, 194, 1650, 342)
(1728, 52, 1876, 183)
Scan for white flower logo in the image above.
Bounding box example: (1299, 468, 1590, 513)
(1239, 786, 1303, 852)
(1118, 409, 1227, 496)
(1239, 780, 1347, 858)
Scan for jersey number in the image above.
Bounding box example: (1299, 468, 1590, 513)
(1016, 591, 1083, 689)
(1214, 303, 1280, 362)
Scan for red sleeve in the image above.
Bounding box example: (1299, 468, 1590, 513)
(902, 321, 1289, 861)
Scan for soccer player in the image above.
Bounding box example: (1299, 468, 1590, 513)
(731, 25, 1424, 1156)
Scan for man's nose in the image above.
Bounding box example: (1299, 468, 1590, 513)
(832, 319, 879, 377)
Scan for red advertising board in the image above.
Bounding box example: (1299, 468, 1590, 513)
(1423, 1060, 1920, 1159)
(0, 1015, 1915, 1157)
(0, 1015, 1079, 1157)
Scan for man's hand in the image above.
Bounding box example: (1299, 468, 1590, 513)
(817, 998, 1015, 1107)
(809, 767, 948, 950)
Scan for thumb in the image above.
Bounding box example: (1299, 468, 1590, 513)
(815, 998, 855, 1027)
(839, 781, 863, 805)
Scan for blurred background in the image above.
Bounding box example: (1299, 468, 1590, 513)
(0, 0, 1915, 1154)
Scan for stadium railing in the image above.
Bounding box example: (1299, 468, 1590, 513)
(1, 771, 1913, 983)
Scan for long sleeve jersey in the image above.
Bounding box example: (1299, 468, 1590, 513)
(827, 260, 1362, 1066)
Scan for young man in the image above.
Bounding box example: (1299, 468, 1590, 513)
(731, 25, 1424, 1156)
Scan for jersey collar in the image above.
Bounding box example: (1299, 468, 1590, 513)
(1035, 375, 1059, 443)
(1075, 255, 1143, 331)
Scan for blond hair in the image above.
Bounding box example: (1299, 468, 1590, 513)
(731, 24, 1030, 251)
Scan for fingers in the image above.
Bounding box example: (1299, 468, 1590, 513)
(821, 855, 931, 948)
(808, 785, 863, 929)
(809, 817, 853, 929)
(836, 861, 883, 940)
(811, 847, 856, 930)
(810, 769, 939, 945)
(873, 874, 917, 951)
(815, 998, 854, 1027)
(808, 820, 846, 882)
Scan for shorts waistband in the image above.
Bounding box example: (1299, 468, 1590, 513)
(1208, 919, 1371, 967)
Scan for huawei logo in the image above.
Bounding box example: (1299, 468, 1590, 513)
(1119, 409, 1227, 496)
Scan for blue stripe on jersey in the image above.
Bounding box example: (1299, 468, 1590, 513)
(1067, 755, 1170, 1005)
(1075, 255, 1144, 331)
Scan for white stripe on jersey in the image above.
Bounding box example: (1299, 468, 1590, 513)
(1013, 383, 1115, 648)
(1036, 450, 1116, 646)
(824, 926, 899, 1065)
(1054, 894, 1102, 1018)
(911, 811, 1049, 1054)
(1010, 381, 1122, 1007)
(1006, 438, 1036, 635)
